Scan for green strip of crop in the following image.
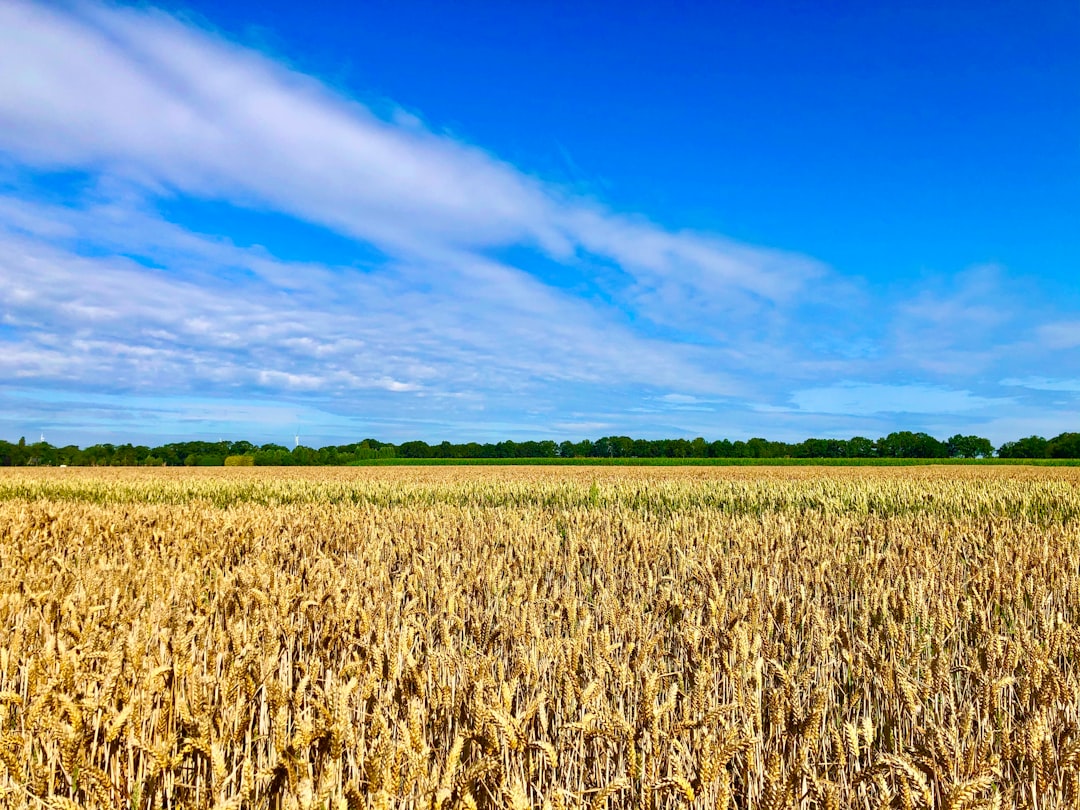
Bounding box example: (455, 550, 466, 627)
(347, 457, 1080, 466)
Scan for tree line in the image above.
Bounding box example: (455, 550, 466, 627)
(1, 431, 1079, 466)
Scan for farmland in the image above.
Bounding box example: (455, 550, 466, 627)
(1, 467, 1079, 809)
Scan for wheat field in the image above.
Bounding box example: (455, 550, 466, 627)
(1, 466, 1079, 809)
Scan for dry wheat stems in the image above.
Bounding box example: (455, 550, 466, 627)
(0, 466, 1078, 808)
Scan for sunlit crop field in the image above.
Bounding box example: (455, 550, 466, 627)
(2, 467, 1080, 809)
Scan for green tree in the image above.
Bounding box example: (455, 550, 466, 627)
(946, 434, 994, 458)
(632, 439, 657, 457)
(877, 431, 947, 458)
(997, 436, 1049, 458)
(667, 439, 691, 458)
(745, 437, 777, 458)
(847, 436, 876, 457)
(398, 441, 432, 459)
(291, 445, 316, 465)
(709, 439, 734, 457)
(1048, 432, 1080, 459)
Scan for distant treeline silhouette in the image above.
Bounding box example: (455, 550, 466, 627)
(1, 431, 1078, 466)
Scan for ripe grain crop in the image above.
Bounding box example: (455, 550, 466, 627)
(1, 466, 1079, 809)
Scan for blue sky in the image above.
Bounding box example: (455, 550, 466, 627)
(0, 0, 1077, 447)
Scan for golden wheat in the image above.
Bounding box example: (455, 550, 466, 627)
(0, 466, 1078, 808)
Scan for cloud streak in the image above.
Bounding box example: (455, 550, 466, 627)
(789, 383, 1011, 416)
(0, 196, 740, 404)
(0, 0, 823, 330)
(0, 0, 1077, 444)
(1038, 322, 1080, 350)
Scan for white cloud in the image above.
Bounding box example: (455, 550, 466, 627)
(0, 0, 822, 332)
(888, 265, 1016, 375)
(1038, 322, 1080, 350)
(0, 2, 562, 251)
(0, 203, 742, 401)
(790, 382, 1010, 415)
(1000, 377, 1080, 393)
(0, 1, 1078, 444)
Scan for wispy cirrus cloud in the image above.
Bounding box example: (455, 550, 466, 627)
(0, 0, 1077, 444)
(1001, 377, 1080, 394)
(0, 0, 824, 329)
(0, 0, 851, 445)
(1038, 322, 1080, 350)
(888, 266, 1018, 375)
(789, 383, 1011, 416)
(0, 191, 756, 421)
